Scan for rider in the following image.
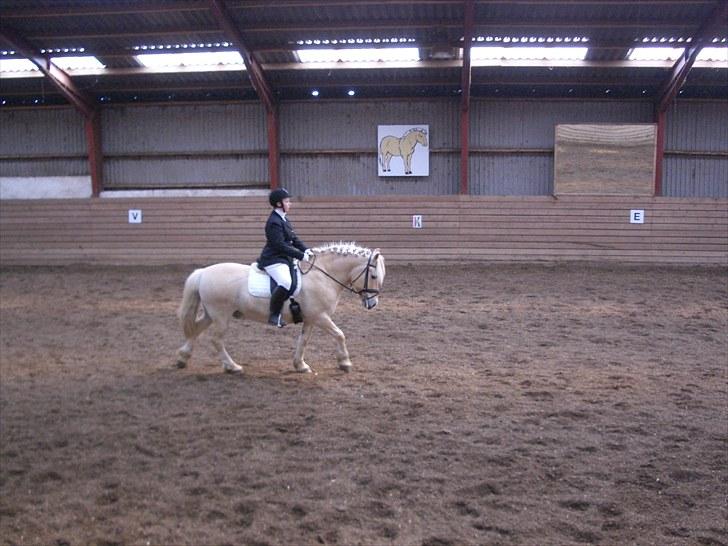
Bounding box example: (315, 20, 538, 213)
(258, 188, 311, 328)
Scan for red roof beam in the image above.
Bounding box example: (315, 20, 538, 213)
(656, 1, 728, 113)
(0, 25, 97, 119)
(208, 0, 275, 113)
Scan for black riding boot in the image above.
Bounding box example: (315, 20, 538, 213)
(268, 286, 289, 328)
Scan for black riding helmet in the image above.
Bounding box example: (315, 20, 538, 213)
(269, 188, 291, 208)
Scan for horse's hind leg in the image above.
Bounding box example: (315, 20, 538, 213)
(317, 314, 352, 372)
(208, 318, 243, 374)
(176, 313, 213, 369)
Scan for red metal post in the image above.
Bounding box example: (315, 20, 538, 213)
(208, 0, 279, 190)
(267, 107, 280, 190)
(459, 106, 469, 196)
(653, 107, 665, 197)
(652, 1, 727, 197)
(85, 111, 104, 197)
(459, 0, 474, 195)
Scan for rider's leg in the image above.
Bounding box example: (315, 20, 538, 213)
(263, 264, 292, 328)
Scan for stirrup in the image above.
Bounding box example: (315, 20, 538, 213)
(268, 313, 286, 328)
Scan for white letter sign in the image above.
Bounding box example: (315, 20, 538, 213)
(128, 209, 143, 224)
(630, 209, 645, 224)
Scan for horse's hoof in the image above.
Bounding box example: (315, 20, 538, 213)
(295, 362, 312, 373)
(175, 360, 187, 369)
(224, 363, 243, 374)
(338, 362, 352, 373)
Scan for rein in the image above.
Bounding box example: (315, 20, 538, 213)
(300, 253, 379, 300)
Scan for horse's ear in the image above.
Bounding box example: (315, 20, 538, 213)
(371, 248, 380, 261)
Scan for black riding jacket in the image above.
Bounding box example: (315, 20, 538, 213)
(258, 210, 308, 268)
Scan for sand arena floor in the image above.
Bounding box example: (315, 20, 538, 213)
(0, 263, 726, 546)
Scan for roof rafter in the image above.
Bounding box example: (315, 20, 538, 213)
(208, 0, 275, 112)
(656, 0, 728, 112)
(0, 25, 97, 118)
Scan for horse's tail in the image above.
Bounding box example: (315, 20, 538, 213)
(178, 268, 203, 338)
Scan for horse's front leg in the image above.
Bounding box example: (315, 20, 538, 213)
(404, 152, 413, 174)
(317, 314, 352, 372)
(292, 320, 316, 373)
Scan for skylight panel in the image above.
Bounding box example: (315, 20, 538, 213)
(51, 56, 105, 70)
(296, 47, 420, 63)
(0, 55, 104, 73)
(696, 47, 727, 62)
(628, 47, 683, 61)
(135, 51, 244, 68)
(0, 58, 38, 72)
(471, 46, 588, 61)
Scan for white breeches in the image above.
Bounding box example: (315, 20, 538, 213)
(263, 263, 292, 291)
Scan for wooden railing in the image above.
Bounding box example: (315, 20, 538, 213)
(1, 196, 726, 265)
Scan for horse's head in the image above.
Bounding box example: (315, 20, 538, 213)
(352, 249, 386, 310)
(308, 243, 386, 310)
(416, 129, 428, 147)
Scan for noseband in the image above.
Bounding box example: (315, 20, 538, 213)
(302, 253, 380, 302)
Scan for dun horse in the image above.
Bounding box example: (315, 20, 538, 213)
(176, 243, 385, 374)
(379, 128, 428, 174)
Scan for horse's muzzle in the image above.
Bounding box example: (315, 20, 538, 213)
(363, 297, 378, 310)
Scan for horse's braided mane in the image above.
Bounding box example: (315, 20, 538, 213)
(403, 127, 425, 136)
(312, 241, 372, 258)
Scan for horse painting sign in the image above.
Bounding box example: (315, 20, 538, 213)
(378, 125, 429, 176)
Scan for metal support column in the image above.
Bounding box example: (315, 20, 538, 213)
(459, 0, 474, 195)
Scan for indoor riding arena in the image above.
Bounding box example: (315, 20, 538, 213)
(1, 2, 726, 546)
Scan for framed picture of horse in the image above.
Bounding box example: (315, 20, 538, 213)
(377, 124, 429, 176)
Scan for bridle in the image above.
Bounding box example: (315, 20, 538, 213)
(301, 252, 380, 303)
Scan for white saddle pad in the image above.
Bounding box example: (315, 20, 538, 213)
(248, 262, 302, 298)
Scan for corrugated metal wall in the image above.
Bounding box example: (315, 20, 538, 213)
(663, 101, 728, 198)
(469, 100, 654, 195)
(0, 99, 725, 196)
(470, 153, 553, 195)
(281, 99, 459, 196)
(103, 103, 268, 189)
(0, 108, 87, 176)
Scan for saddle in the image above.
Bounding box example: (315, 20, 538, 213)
(247, 262, 302, 299)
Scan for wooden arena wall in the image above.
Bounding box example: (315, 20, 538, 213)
(1, 196, 726, 266)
